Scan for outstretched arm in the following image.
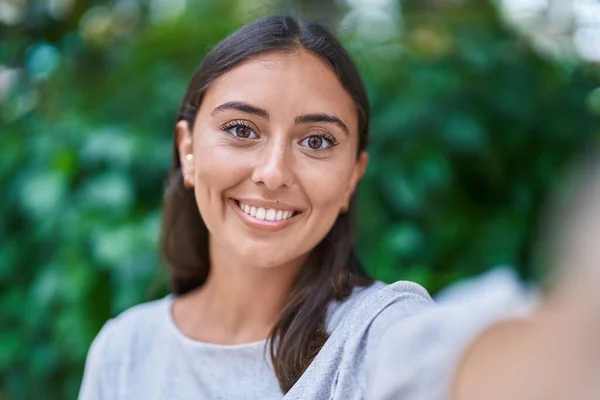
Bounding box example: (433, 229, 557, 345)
(369, 153, 600, 400)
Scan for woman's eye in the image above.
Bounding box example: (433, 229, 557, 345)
(224, 124, 258, 139)
(299, 135, 335, 150)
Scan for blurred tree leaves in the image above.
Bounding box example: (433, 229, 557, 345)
(1, 0, 599, 398)
(352, 0, 599, 292)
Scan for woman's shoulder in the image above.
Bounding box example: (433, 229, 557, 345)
(367, 268, 536, 400)
(288, 280, 434, 398)
(108, 295, 171, 331)
(350, 279, 433, 314)
(374, 279, 432, 302)
(87, 295, 173, 360)
(79, 296, 178, 398)
(326, 279, 433, 333)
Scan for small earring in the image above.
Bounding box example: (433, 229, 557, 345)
(185, 154, 193, 162)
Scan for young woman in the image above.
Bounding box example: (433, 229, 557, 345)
(79, 15, 600, 400)
(78, 15, 433, 400)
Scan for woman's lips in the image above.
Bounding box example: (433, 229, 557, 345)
(229, 199, 301, 231)
(235, 199, 297, 221)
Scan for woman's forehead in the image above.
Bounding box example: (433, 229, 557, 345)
(200, 50, 358, 130)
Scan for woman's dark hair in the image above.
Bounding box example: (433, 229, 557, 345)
(160, 15, 372, 393)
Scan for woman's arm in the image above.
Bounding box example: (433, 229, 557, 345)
(455, 157, 600, 400)
(367, 270, 600, 400)
(453, 290, 600, 400)
(369, 155, 600, 400)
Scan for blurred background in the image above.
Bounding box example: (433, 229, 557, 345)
(1, 0, 599, 398)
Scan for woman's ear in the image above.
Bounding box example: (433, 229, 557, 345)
(355, 151, 369, 182)
(176, 120, 195, 188)
(344, 151, 369, 207)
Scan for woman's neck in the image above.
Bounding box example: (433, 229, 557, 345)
(172, 238, 308, 345)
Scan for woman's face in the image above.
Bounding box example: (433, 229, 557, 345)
(177, 50, 368, 269)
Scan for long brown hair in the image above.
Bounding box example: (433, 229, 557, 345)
(160, 15, 372, 392)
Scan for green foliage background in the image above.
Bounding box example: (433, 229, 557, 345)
(1, 0, 599, 398)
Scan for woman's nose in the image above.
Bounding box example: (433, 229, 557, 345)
(251, 138, 295, 191)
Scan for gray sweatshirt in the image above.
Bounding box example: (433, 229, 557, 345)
(78, 270, 529, 399)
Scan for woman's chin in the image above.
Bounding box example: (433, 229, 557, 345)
(230, 245, 307, 271)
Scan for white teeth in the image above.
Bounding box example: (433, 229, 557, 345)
(237, 201, 296, 222)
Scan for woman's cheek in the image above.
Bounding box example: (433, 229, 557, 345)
(303, 164, 353, 208)
(196, 145, 249, 184)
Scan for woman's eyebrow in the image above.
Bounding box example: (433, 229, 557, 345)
(211, 102, 350, 135)
(211, 101, 269, 119)
(295, 114, 350, 136)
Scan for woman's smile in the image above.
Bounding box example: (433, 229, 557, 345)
(229, 198, 302, 232)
